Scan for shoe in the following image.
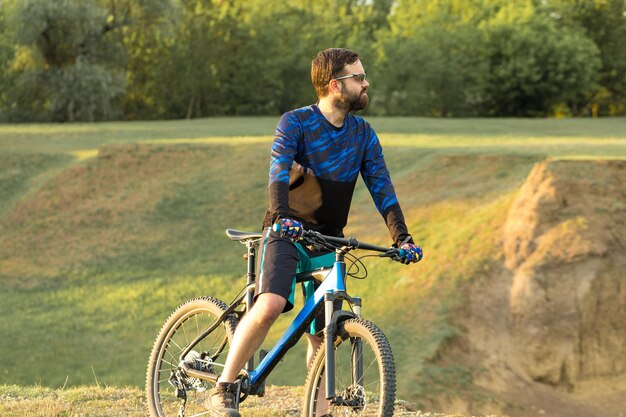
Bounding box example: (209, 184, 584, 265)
(204, 382, 241, 417)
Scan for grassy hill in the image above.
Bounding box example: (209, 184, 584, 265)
(0, 117, 625, 412)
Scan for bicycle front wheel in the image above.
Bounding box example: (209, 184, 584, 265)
(146, 297, 237, 417)
(303, 317, 396, 417)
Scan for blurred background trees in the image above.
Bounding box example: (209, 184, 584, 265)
(0, 0, 624, 122)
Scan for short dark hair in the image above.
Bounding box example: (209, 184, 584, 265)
(311, 48, 360, 98)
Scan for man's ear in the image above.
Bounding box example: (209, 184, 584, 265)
(328, 78, 342, 94)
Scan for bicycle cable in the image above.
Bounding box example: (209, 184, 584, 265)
(301, 231, 387, 280)
(346, 253, 381, 280)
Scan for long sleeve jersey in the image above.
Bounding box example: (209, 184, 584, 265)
(262, 104, 411, 246)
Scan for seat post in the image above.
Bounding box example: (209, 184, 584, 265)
(245, 240, 257, 306)
(245, 240, 257, 373)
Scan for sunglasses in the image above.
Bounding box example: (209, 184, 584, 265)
(333, 73, 367, 83)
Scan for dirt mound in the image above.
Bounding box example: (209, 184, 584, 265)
(505, 159, 626, 386)
(465, 159, 626, 416)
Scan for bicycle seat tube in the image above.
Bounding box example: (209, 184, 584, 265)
(245, 239, 258, 372)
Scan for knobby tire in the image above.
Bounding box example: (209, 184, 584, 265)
(146, 297, 237, 417)
(302, 318, 396, 417)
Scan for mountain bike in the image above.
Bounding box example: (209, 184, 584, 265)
(146, 227, 402, 417)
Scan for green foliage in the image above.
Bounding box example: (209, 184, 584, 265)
(483, 8, 601, 116)
(1, 0, 170, 122)
(0, 5, 14, 122)
(1, 0, 126, 121)
(374, 0, 604, 117)
(375, 12, 488, 116)
(153, 1, 286, 118)
(129, 0, 393, 119)
(547, 0, 626, 115)
(0, 0, 624, 119)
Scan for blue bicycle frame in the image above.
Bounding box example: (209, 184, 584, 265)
(248, 257, 356, 398)
(179, 229, 390, 401)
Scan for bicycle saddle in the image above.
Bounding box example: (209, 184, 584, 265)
(225, 229, 263, 241)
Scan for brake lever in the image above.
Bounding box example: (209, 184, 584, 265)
(380, 248, 399, 258)
(300, 231, 335, 252)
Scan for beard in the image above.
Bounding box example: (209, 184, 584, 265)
(336, 87, 369, 113)
(349, 91, 369, 112)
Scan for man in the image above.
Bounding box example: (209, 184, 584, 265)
(206, 48, 422, 417)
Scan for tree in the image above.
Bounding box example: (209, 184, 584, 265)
(374, 0, 489, 116)
(145, 0, 286, 119)
(544, 0, 626, 115)
(483, 7, 601, 116)
(2, 0, 125, 121)
(2, 0, 170, 122)
(0, 3, 15, 122)
(0, 0, 620, 119)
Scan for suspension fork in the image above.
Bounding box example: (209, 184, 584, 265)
(323, 290, 362, 400)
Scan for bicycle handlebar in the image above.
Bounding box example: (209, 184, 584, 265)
(270, 223, 397, 256)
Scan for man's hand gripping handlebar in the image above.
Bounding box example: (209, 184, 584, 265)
(273, 218, 304, 240)
(392, 237, 423, 265)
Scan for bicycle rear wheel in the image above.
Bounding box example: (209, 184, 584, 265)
(146, 297, 237, 417)
(303, 317, 396, 417)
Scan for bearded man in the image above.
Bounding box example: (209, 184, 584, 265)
(205, 48, 422, 417)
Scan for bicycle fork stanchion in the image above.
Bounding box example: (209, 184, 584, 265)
(324, 291, 337, 400)
(351, 297, 363, 389)
(352, 297, 361, 318)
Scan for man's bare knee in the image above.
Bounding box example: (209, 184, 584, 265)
(249, 293, 286, 324)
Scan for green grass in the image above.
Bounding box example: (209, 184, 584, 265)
(0, 384, 437, 416)
(0, 153, 74, 217)
(0, 385, 146, 416)
(0, 117, 625, 408)
(1, 116, 624, 154)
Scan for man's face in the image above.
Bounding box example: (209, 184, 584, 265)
(335, 60, 369, 112)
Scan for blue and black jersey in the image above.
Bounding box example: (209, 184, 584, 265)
(262, 104, 411, 246)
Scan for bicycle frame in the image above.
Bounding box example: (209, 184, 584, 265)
(179, 236, 363, 401)
(248, 251, 361, 400)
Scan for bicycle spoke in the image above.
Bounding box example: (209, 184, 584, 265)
(147, 298, 237, 417)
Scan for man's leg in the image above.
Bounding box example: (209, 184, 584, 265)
(219, 292, 287, 383)
(206, 292, 286, 417)
(219, 229, 297, 383)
